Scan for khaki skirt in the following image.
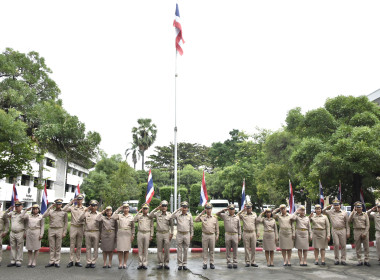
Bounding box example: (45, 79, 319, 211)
(279, 228, 294, 250)
(295, 229, 309, 250)
(263, 231, 276, 251)
(26, 228, 41, 251)
(312, 229, 327, 249)
(117, 229, 132, 251)
(101, 230, 116, 251)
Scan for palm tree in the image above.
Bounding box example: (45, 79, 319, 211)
(132, 118, 157, 170)
(125, 142, 141, 170)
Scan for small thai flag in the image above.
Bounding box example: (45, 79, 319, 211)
(338, 180, 342, 202)
(200, 170, 208, 206)
(360, 188, 366, 211)
(41, 181, 48, 214)
(241, 179, 246, 210)
(289, 180, 295, 214)
(319, 180, 324, 209)
(145, 169, 154, 204)
(11, 183, 18, 208)
(173, 1, 185, 55)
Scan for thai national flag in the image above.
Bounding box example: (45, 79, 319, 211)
(338, 180, 342, 202)
(145, 169, 154, 204)
(319, 180, 324, 209)
(289, 180, 295, 214)
(41, 181, 48, 214)
(173, 1, 185, 55)
(199, 170, 208, 206)
(74, 183, 80, 205)
(11, 183, 18, 207)
(241, 179, 246, 210)
(360, 188, 366, 211)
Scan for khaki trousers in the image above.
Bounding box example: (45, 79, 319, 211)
(202, 233, 215, 265)
(177, 232, 190, 266)
(0, 234, 3, 262)
(354, 229, 369, 262)
(243, 232, 256, 264)
(138, 232, 150, 266)
(225, 233, 238, 264)
(85, 231, 100, 264)
(10, 231, 24, 264)
(48, 228, 63, 264)
(376, 231, 380, 262)
(157, 232, 170, 265)
(332, 228, 346, 261)
(69, 225, 84, 263)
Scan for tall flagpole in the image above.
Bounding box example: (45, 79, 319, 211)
(174, 51, 178, 211)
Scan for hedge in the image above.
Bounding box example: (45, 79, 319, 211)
(159, 186, 188, 205)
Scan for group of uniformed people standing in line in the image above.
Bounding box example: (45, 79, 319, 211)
(0, 196, 380, 270)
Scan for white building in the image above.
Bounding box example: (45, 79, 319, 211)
(368, 89, 380, 105)
(0, 152, 90, 210)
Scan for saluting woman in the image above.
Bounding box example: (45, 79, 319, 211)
(257, 208, 278, 267)
(97, 206, 116, 268)
(291, 206, 312, 266)
(309, 204, 330, 265)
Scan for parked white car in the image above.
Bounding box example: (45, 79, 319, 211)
(210, 199, 229, 215)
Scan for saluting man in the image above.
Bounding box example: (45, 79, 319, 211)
(172, 201, 194, 270)
(216, 204, 241, 269)
(43, 199, 68, 268)
(134, 203, 154, 270)
(367, 203, 380, 265)
(194, 202, 219, 270)
(0, 202, 10, 266)
(349, 201, 370, 266)
(237, 202, 259, 267)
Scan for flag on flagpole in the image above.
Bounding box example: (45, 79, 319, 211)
(241, 179, 246, 210)
(338, 180, 342, 202)
(360, 188, 366, 211)
(289, 180, 295, 214)
(41, 181, 48, 214)
(319, 180, 324, 208)
(173, 1, 185, 55)
(74, 183, 80, 205)
(200, 170, 208, 206)
(11, 183, 18, 207)
(146, 169, 155, 204)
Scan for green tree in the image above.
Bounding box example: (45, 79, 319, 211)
(131, 118, 157, 170)
(125, 142, 141, 170)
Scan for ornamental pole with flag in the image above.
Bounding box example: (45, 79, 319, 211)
(289, 180, 295, 214)
(173, 1, 185, 56)
(338, 180, 342, 202)
(360, 187, 366, 211)
(241, 179, 246, 210)
(11, 182, 18, 207)
(200, 171, 208, 206)
(319, 180, 324, 208)
(146, 169, 154, 204)
(41, 181, 48, 214)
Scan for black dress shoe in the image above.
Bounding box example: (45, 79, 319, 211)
(164, 265, 170, 270)
(287, 264, 291, 266)
(203, 264, 207, 269)
(251, 263, 258, 267)
(16, 263, 21, 267)
(245, 263, 250, 267)
(270, 264, 274, 267)
(55, 264, 60, 268)
(103, 265, 107, 268)
(31, 265, 35, 268)
(334, 261, 339, 265)
(157, 265, 163, 270)
(27, 265, 31, 268)
(357, 262, 363, 266)
(364, 262, 371, 267)
(85, 264, 91, 268)
(210, 264, 215, 269)
(75, 262, 83, 267)
(183, 266, 188, 270)
(45, 263, 55, 267)
(314, 261, 319, 265)
(227, 264, 232, 269)
(7, 263, 16, 267)
(341, 261, 347, 265)
(137, 265, 143, 270)
(90, 264, 95, 268)
(142, 265, 147, 270)
(321, 262, 326, 265)
(178, 266, 183, 270)
(233, 264, 237, 269)
(67, 262, 74, 268)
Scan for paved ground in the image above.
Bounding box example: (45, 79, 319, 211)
(0, 247, 380, 280)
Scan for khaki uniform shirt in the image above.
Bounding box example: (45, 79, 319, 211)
(111, 213, 134, 232)
(349, 211, 370, 232)
(79, 211, 100, 231)
(149, 211, 173, 234)
(42, 208, 68, 233)
(369, 212, 380, 231)
(274, 213, 295, 230)
(63, 204, 85, 226)
(8, 210, 29, 232)
(172, 210, 194, 237)
(26, 213, 45, 237)
(133, 214, 154, 237)
(324, 209, 349, 230)
(291, 214, 311, 232)
(310, 214, 330, 236)
(0, 211, 10, 234)
(217, 212, 241, 238)
(194, 213, 219, 238)
(238, 212, 258, 232)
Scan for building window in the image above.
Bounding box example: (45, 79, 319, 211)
(21, 175, 30, 186)
(46, 158, 55, 167)
(78, 171, 82, 177)
(67, 167, 73, 174)
(73, 169, 78, 176)
(65, 184, 71, 192)
(7, 176, 16, 184)
(46, 180, 53, 189)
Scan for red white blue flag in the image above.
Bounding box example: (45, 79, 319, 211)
(289, 180, 295, 214)
(11, 183, 18, 207)
(200, 170, 208, 206)
(319, 180, 324, 208)
(338, 180, 342, 202)
(74, 183, 80, 205)
(360, 188, 366, 211)
(241, 179, 246, 210)
(173, 2, 185, 55)
(41, 181, 48, 214)
(146, 169, 154, 204)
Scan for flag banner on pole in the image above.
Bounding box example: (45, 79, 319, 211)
(360, 188, 366, 211)
(241, 179, 246, 210)
(74, 183, 80, 205)
(11, 183, 18, 208)
(41, 181, 48, 214)
(338, 180, 342, 202)
(200, 170, 208, 206)
(289, 180, 295, 214)
(173, 1, 185, 55)
(146, 169, 154, 204)
(319, 180, 324, 209)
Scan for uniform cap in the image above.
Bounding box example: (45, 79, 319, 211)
(142, 203, 149, 209)
(161, 200, 168, 206)
(54, 199, 63, 204)
(376, 203, 380, 207)
(32, 204, 40, 209)
(14, 200, 22, 206)
(264, 208, 272, 213)
(298, 206, 305, 210)
(89, 200, 98, 205)
(76, 194, 84, 200)
(314, 204, 321, 209)
(228, 204, 235, 210)
(354, 201, 362, 207)
(332, 199, 340, 205)
(245, 202, 253, 208)
(181, 201, 189, 207)
(122, 203, 129, 207)
(279, 204, 287, 209)
(105, 206, 112, 211)
(205, 202, 212, 209)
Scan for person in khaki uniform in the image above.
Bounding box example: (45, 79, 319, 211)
(149, 200, 173, 270)
(194, 202, 219, 270)
(172, 201, 193, 270)
(63, 194, 85, 268)
(367, 203, 380, 264)
(6, 201, 29, 267)
(134, 203, 154, 270)
(97, 206, 116, 268)
(322, 199, 349, 265)
(0, 202, 10, 266)
(273, 204, 295, 266)
(217, 204, 241, 269)
(291, 206, 312, 266)
(348, 201, 370, 266)
(23, 204, 44, 268)
(43, 199, 68, 268)
(79, 200, 100, 268)
(309, 204, 330, 265)
(257, 209, 278, 267)
(237, 202, 259, 267)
